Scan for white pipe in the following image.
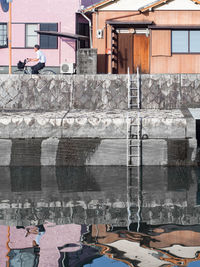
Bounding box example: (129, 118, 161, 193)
(79, 11, 93, 48)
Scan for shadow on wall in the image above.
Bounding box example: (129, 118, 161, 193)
(97, 54, 107, 74)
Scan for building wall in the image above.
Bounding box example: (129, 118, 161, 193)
(0, 0, 80, 67)
(92, 10, 200, 73)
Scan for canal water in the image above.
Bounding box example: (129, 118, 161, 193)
(0, 166, 200, 266)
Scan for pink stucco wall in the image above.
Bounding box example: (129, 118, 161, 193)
(0, 0, 80, 67)
(0, 223, 81, 266)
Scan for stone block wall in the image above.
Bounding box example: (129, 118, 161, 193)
(1, 74, 200, 110)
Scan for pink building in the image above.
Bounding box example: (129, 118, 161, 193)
(0, 0, 90, 73)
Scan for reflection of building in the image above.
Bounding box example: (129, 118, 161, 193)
(0, 224, 81, 267)
(83, 224, 200, 267)
(84, 0, 200, 74)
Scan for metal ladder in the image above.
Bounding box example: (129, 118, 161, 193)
(127, 67, 142, 167)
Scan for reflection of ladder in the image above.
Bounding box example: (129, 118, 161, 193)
(127, 67, 142, 167)
(126, 67, 142, 233)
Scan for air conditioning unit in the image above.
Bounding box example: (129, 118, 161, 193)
(60, 63, 75, 74)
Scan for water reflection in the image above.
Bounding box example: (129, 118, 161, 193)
(0, 166, 200, 225)
(0, 166, 200, 266)
(2, 223, 200, 266)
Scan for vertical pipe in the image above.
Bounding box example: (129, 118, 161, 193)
(58, 22, 61, 65)
(8, 1, 12, 74)
(79, 12, 92, 48)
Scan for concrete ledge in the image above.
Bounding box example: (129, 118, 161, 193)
(0, 109, 188, 139)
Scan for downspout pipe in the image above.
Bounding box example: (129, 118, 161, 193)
(78, 11, 93, 48)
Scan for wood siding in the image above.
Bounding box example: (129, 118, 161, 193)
(93, 10, 200, 73)
(151, 55, 200, 73)
(118, 33, 133, 74)
(134, 35, 150, 73)
(152, 30, 171, 57)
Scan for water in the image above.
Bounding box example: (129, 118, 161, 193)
(0, 166, 200, 266)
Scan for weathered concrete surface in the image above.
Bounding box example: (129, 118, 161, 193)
(0, 137, 196, 166)
(0, 109, 196, 166)
(1, 74, 200, 110)
(0, 109, 189, 139)
(140, 74, 200, 109)
(77, 49, 97, 74)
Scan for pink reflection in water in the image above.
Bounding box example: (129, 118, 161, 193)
(0, 223, 81, 267)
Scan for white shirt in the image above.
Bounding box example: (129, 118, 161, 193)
(36, 50, 46, 63)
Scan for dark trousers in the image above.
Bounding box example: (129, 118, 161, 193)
(31, 62, 45, 74)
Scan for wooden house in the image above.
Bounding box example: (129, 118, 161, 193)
(84, 0, 200, 74)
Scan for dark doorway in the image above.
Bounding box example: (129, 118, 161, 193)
(196, 120, 200, 147)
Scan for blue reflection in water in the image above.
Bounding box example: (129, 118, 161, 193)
(84, 255, 128, 266)
(188, 261, 200, 266)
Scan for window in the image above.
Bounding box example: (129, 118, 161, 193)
(40, 23, 58, 49)
(77, 23, 89, 49)
(190, 31, 200, 53)
(0, 23, 7, 48)
(172, 30, 200, 53)
(26, 24, 38, 48)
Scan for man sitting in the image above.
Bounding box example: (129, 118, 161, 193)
(27, 44, 46, 74)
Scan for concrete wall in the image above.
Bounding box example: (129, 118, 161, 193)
(1, 74, 200, 110)
(0, 74, 198, 166)
(0, 109, 196, 166)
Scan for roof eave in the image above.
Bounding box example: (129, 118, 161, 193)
(191, 0, 200, 3)
(139, 0, 171, 13)
(83, 0, 116, 13)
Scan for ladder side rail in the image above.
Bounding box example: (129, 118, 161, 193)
(137, 66, 140, 109)
(127, 113, 130, 166)
(128, 67, 130, 109)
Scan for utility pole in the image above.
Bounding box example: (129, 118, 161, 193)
(8, 0, 12, 74)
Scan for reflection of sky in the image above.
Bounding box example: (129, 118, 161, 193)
(188, 261, 200, 266)
(175, 261, 200, 267)
(84, 255, 128, 266)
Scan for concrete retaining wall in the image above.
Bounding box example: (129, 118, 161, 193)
(0, 137, 197, 167)
(1, 74, 200, 110)
(0, 109, 197, 166)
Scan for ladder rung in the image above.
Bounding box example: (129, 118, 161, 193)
(129, 145, 140, 147)
(129, 155, 140, 157)
(130, 88, 138, 90)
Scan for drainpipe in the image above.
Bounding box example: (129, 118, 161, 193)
(79, 11, 93, 48)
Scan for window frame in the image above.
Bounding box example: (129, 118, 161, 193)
(172, 29, 200, 54)
(0, 23, 8, 48)
(39, 23, 58, 50)
(25, 23, 39, 49)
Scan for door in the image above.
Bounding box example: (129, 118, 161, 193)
(117, 33, 133, 74)
(133, 34, 150, 74)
